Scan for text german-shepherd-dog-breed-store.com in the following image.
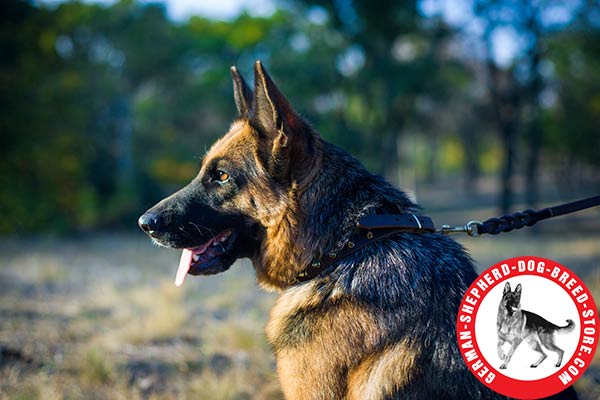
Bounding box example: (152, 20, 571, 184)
(139, 61, 577, 400)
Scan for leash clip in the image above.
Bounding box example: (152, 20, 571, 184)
(438, 220, 481, 237)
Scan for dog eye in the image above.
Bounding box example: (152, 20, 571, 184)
(215, 170, 230, 183)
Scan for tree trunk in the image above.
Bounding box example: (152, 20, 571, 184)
(500, 120, 516, 214)
(525, 120, 542, 209)
(524, 11, 543, 210)
(485, 55, 520, 214)
(114, 95, 134, 189)
(461, 117, 480, 192)
(489, 72, 520, 214)
(424, 133, 438, 184)
(380, 128, 400, 185)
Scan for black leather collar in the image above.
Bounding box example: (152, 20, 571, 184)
(295, 214, 436, 283)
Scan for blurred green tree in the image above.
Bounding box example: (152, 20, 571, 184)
(544, 16, 600, 189)
(0, 0, 598, 234)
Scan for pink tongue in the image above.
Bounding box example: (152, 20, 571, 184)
(175, 249, 193, 287)
(174, 240, 213, 287)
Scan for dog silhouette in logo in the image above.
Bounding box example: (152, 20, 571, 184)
(497, 282, 575, 369)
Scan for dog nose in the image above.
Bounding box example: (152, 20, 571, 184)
(138, 212, 159, 234)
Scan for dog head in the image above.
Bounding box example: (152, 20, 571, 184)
(501, 282, 522, 312)
(138, 61, 318, 286)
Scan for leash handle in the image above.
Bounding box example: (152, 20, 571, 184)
(457, 195, 600, 236)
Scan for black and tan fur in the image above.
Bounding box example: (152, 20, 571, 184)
(497, 282, 576, 370)
(139, 62, 578, 399)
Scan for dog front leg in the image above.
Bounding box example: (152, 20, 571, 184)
(497, 337, 507, 360)
(499, 339, 522, 369)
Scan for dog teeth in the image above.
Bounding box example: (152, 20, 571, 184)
(221, 231, 231, 242)
(192, 254, 200, 262)
(212, 241, 220, 247)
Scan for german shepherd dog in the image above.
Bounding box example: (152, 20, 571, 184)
(497, 282, 576, 370)
(139, 62, 577, 399)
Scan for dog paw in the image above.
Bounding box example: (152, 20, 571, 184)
(530, 364, 538, 368)
(555, 362, 561, 367)
(499, 364, 507, 369)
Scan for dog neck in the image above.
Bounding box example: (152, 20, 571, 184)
(252, 139, 417, 291)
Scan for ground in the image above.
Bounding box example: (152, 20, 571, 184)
(1, 186, 599, 399)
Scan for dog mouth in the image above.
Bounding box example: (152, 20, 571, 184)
(175, 230, 236, 287)
(506, 304, 519, 313)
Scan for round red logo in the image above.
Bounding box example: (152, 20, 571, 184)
(456, 256, 599, 399)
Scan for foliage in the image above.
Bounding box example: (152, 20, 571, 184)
(0, 0, 598, 234)
(545, 28, 600, 166)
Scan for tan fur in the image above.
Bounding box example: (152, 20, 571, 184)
(265, 282, 322, 341)
(141, 65, 495, 399)
(265, 283, 413, 399)
(201, 120, 325, 290)
(201, 119, 423, 398)
(347, 339, 419, 400)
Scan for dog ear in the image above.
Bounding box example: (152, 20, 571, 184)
(230, 66, 253, 118)
(251, 60, 312, 178)
(252, 60, 305, 145)
(503, 282, 511, 295)
(514, 283, 522, 302)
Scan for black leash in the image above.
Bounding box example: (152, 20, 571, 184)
(438, 195, 600, 236)
(295, 195, 600, 283)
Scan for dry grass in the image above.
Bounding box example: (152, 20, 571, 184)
(0, 235, 280, 399)
(0, 227, 598, 399)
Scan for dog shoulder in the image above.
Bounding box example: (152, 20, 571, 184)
(266, 277, 376, 349)
(266, 281, 323, 346)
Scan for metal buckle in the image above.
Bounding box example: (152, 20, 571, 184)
(437, 220, 481, 237)
(465, 220, 481, 237)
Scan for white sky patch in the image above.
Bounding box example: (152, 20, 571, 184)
(168, 0, 247, 20)
(336, 45, 365, 77)
(307, 5, 328, 25)
(540, 1, 580, 27)
(418, 0, 438, 17)
(491, 26, 522, 68)
(41, 0, 576, 68)
(290, 32, 310, 53)
(420, 0, 472, 25)
(164, 0, 275, 21)
(392, 38, 418, 62)
(38, 0, 275, 21)
(440, 0, 472, 26)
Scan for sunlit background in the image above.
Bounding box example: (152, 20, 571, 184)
(1, 0, 599, 398)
